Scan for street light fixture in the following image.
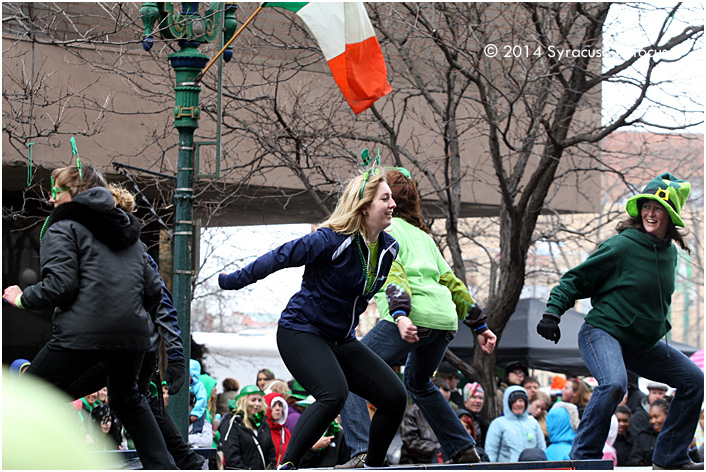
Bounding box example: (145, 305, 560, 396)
(140, 1, 237, 438)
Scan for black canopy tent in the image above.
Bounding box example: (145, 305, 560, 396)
(448, 298, 701, 377)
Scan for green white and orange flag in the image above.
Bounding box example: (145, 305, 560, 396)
(262, 2, 392, 114)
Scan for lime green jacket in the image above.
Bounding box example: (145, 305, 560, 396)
(374, 218, 477, 330)
(546, 228, 677, 353)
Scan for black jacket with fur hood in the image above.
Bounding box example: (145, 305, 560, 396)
(21, 187, 160, 351)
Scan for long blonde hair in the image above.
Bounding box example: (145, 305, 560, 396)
(235, 394, 261, 431)
(319, 168, 387, 240)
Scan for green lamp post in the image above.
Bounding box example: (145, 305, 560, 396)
(141, 2, 237, 438)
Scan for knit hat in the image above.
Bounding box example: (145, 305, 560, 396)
(505, 362, 529, 378)
(625, 172, 691, 228)
(507, 389, 529, 406)
(264, 392, 288, 425)
(9, 358, 31, 383)
(463, 382, 484, 402)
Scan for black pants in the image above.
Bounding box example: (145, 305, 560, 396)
(26, 345, 178, 470)
(277, 326, 407, 467)
(139, 351, 205, 470)
(67, 350, 205, 470)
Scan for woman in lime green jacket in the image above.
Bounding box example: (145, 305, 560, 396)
(340, 169, 497, 466)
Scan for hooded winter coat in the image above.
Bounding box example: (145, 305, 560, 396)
(545, 404, 577, 461)
(219, 227, 398, 343)
(189, 360, 208, 422)
(485, 386, 546, 463)
(21, 187, 160, 351)
(264, 392, 291, 467)
(219, 411, 276, 470)
(627, 425, 659, 466)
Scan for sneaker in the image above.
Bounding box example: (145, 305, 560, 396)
(334, 453, 367, 469)
(653, 462, 704, 470)
(447, 446, 482, 464)
(278, 462, 297, 470)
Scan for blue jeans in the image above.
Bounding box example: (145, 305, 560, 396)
(570, 323, 704, 467)
(340, 320, 475, 461)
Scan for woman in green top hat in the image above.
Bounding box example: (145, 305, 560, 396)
(536, 172, 703, 469)
(218, 384, 276, 470)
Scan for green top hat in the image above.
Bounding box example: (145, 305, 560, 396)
(625, 172, 691, 228)
(235, 384, 264, 402)
(288, 379, 309, 400)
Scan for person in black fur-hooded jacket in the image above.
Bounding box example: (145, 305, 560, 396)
(3, 162, 176, 470)
(219, 385, 276, 470)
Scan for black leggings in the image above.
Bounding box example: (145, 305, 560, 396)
(65, 351, 204, 469)
(26, 345, 177, 469)
(277, 326, 407, 467)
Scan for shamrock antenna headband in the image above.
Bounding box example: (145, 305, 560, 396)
(359, 148, 381, 199)
(70, 137, 83, 182)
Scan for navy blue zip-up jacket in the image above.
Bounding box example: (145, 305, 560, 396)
(219, 227, 399, 343)
(146, 254, 184, 360)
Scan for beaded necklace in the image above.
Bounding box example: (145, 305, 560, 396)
(355, 232, 378, 294)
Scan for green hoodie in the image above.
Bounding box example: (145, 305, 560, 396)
(546, 228, 677, 353)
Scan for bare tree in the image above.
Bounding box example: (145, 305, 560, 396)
(357, 2, 702, 416)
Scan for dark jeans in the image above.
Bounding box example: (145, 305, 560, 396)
(570, 323, 704, 468)
(26, 345, 178, 469)
(276, 326, 407, 468)
(341, 321, 474, 461)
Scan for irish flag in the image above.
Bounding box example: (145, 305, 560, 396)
(262, 2, 392, 114)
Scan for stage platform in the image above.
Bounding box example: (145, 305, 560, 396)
(348, 459, 613, 470)
(96, 449, 613, 470)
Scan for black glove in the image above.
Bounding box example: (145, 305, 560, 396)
(536, 313, 561, 344)
(165, 357, 186, 395)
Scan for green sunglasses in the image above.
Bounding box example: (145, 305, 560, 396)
(50, 176, 70, 200)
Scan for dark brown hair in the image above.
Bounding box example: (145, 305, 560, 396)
(223, 378, 240, 392)
(387, 170, 429, 233)
(616, 199, 690, 253)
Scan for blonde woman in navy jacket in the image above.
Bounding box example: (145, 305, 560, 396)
(219, 169, 407, 469)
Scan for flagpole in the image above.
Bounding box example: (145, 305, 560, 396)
(194, 5, 264, 83)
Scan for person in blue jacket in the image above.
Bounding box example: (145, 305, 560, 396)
(189, 360, 209, 424)
(545, 402, 579, 461)
(485, 386, 546, 462)
(219, 168, 407, 469)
